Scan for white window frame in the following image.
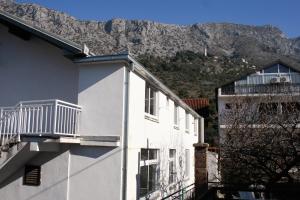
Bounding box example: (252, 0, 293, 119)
(139, 149, 160, 197)
(145, 83, 158, 119)
(185, 111, 189, 133)
(169, 149, 176, 184)
(194, 118, 198, 136)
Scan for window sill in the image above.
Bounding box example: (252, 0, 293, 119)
(144, 113, 159, 123)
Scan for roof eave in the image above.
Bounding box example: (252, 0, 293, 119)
(0, 10, 83, 55)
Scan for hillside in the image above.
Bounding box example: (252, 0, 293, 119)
(1, 0, 300, 100)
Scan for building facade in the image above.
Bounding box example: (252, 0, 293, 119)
(0, 11, 203, 200)
(217, 61, 300, 133)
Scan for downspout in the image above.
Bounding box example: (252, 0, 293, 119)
(121, 62, 132, 200)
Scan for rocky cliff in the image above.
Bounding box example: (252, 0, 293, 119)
(1, 0, 300, 61)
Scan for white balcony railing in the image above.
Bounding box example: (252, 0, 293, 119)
(0, 100, 81, 149)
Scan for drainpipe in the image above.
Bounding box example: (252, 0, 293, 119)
(121, 63, 132, 200)
(200, 117, 205, 143)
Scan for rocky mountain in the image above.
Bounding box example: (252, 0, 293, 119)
(1, 0, 300, 101)
(1, 0, 300, 61)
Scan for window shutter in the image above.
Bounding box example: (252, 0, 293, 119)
(23, 165, 41, 186)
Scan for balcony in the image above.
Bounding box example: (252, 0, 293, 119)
(220, 83, 300, 96)
(0, 99, 81, 149)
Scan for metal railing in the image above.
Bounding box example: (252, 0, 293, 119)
(221, 83, 300, 95)
(0, 99, 81, 149)
(162, 184, 195, 200)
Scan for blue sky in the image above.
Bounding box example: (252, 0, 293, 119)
(16, 0, 300, 38)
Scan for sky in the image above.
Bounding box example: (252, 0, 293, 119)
(16, 0, 300, 38)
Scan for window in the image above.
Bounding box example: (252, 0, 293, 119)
(259, 103, 278, 115)
(279, 64, 289, 73)
(145, 84, 157, 116)
(185, 149, 190, 178)
(264, 64, 279, 73)
(185, 111, 189, 132)
(140, 149, 159, 197)
(169, 149, 176, 184)
(194, 118, 198, 136)
(281, 102, 300, 115)
(174, 104, 179, 126)
(23, 165, 41, 186)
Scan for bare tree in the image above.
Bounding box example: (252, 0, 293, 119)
(220, 92, 300, 188)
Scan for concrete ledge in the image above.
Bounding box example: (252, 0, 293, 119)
(80, 136, 120, 147)
(80, 136, 120, 142)
(21, 135, 120, 147)
(80, 140, 120, 147)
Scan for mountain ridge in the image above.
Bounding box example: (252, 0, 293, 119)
(2, 0, 300, 101)
(1, 0, 300, 61)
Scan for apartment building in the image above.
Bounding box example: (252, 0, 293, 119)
(0, 10, 203, 200)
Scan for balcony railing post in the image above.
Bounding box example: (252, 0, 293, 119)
(53, 100, 58, 134)
(17, 103, 22, 142)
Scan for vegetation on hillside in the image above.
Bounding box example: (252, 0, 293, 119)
(138, 51, 256, 99)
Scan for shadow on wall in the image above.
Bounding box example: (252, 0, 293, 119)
(0, 145, 120, 200)
(78, 63, 122, 94)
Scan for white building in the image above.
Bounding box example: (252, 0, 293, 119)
(217, 60, 300, 140)
(0, 10, 204, 200)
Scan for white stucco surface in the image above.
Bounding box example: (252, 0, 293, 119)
(0, 22, 202, 200)
(78, 63, 125, 136)
(126, 72, 198, 200)
(0, 24, 79, 106)
(68, 145, 122, 200)
(0, 146, 70, 200)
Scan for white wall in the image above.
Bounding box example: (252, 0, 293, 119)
(68, 145, 122, 200)
(0, 24, 79, 106)
(0, 146, 70, 200)
(126, 72, 198, 200)
(78, 63, 125, 136)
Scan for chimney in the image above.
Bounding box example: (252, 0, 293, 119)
(194, 143, 209, 198)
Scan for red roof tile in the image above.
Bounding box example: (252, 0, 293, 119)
(182, 98, 209, 110)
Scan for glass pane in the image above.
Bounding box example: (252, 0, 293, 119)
(279, 64, 289, 73)
(149, 164, 158, 192)
(140, 165, 148, 196)
(264, 64, 278, 73)
(145, 99, 149, 113)
(290, 67, 297, 73)
(169, 161, 175, 183)
(145, 86, 149, 113)
(259, 103, 278, 115)
(149, 149, 157, 160)
(150, 97, 155, 115)
(169, 149, 176, 158)
(141, 149, 148, 161)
